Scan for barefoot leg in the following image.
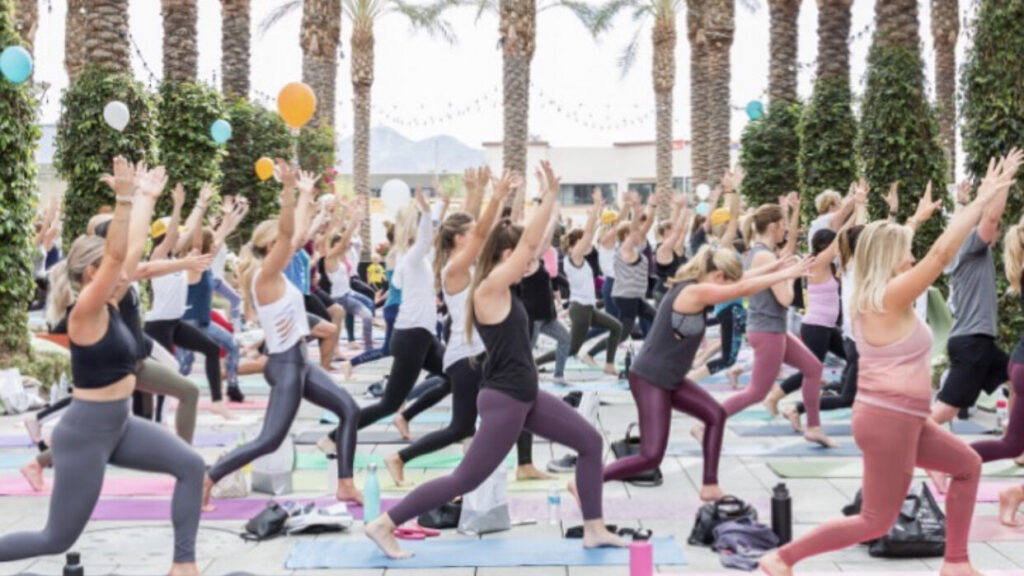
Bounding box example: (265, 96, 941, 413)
(365, 514, 414, 559)
(582, 519, 628, 549)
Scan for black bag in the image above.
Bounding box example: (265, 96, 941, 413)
(417, 500, 462, 530)
(688, 495, 759, 547)
(868, 482, 946, 558)
(242, 501, 290, 541)
(609, 424, 663, 487)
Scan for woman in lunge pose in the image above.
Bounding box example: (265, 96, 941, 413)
(759, 150, 1022, 576)
(0, 158, 205, 576)
(365, 162, 625, 558)
(203, 160, 362, 506)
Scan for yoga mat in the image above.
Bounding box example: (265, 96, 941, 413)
(733, 420, 988, 437)
(929, 481, 1019, 503)
(291, 470, 570, 493)
(725, 407, 852, 423)
(0, 453, 31, 469)
(285, 536, 686, 569)
(295, 451, 513, 471)
(90, 497, 400, 521)
(198, 398, 269, 411)
(667, 441, 861, 458)
(296, 429, 409, 445)
(192, 431, 239, 448)
(969, 516, 1024, 541)
(0, 475, 174, 497)
(0, 435, 33, 448)
(195, 412, 262, 427)
(768, 460, 1024, 479)
(540, 380, 628, 393)
(320, 410, 454, 425)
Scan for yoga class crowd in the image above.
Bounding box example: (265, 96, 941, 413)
(4, 146, 1024, 576)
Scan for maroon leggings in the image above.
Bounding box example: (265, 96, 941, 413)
(386, 388, 605, 525)
(603, 373, 726, 485)
(971, 362, 1024, 462)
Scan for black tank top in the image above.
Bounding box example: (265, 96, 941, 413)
(476, 292, 538, 402)
(119, 286, 153, 360)
(519, 263, 556, 322)
(70, 304, 138, 389)
(630, 280, 707, 389)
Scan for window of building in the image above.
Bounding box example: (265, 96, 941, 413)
(557, 184, 616, 205)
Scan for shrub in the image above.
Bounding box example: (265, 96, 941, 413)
(297, 121, 337, 192)
(739, 101, 802, 212)
(799, 77, 858, 214)
(156, 81, 226, 215)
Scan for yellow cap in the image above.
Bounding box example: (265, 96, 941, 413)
(150, 217, 169, 239)
(710, 207, 731, 227)
(600, 209, 618, 224)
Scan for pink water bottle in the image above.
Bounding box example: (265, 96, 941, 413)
(629, 535, 653, 576)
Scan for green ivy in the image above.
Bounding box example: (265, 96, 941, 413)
(960, 0, 1024, 351)
(55, 66, 158, 245)
(220, 98, 294, 250)
(739, 101, 802, 211)
(799, 77, 858, 213)
(156, 81, 226, 215)
(297, 121, 337, 192)
(859, 44, 948, 262)
(0, 0, 39, 357)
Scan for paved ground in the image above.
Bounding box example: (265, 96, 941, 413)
(1, 337, 1022, 576)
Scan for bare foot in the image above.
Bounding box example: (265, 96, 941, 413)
(393, 413, 412, 440)
(201, 475, 216, 512)
(337, 478, 364, 504)
(340, 360, 354, 381)
(19, 460, 45, 492)
(208, 401, 236, 421)
(727, 366, 743, 389)
(168, 562, 201, 576)
(582, 520, 628, 548)
(783, 406, 803, 433)
(579, 353, 598, 368)
(763, 386, 785, 417)
(926, 468, 949, 494)
(385, 453, 407, 486)
(1015, 452, 1024, 467)
(365, 515, 414, 559)
(759, 551, 793, 576)
(939, 561, 986, 576)
(700, 484, 725, 502)
(517, 464, 554, 481)
(690, 423, 706, 444)
(803, 427, 837, 448)
(999, 486, 1024, 527)
(317, 436, 338, 456)
(347, 341, 362, 350)
(604, 364, 618, 376)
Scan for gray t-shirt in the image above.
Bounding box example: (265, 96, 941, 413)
(948, 228, 998, 338)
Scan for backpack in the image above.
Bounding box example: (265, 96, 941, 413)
(242, 501, 290, 542)
(609, 424, 663, 487)
(689, 495, 759, 547)
(712, 516, 780, 571)
(842, 481, 946, 558)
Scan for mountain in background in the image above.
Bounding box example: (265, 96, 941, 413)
(336, 126, 487, 175)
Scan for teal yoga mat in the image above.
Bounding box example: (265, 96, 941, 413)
(726, 407, 852, 423)
(0, 453, 31, 469)
(733, 420, 989, 437)
(319, 410, 453, 425)
(285, 536, 686, 569)
(668, 441, 861, 458)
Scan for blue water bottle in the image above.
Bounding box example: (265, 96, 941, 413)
(364, 462, 381, 523)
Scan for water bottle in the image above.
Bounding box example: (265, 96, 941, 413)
(364, 463, 381, 523)
(629, 532, 653, 576)
(997, 399, 1008, 433)
(771, 483, 792, 545)
(63, 552, 83, 576)
(623, 350, 632, 378)
(547, 489, 561, 525)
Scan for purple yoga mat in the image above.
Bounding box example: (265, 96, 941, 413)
(0, 431, 237, 449)
(0, 436, 33, 448)
(90, 497, 400, 521)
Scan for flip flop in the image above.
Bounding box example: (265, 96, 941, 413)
(407, 522, 440, 537)
(393, 526, 426, 540)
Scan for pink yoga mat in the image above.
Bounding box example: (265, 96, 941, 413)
(929, 480, 1020, 503)
(90, 497, 400, 521)
(0, 475, 175, 496)
(970, 516, 1024, 541)
(198, 398, 269, 411)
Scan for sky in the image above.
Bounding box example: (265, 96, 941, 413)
(31, 0, 975, 177)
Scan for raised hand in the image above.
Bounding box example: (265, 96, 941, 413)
(853, 178, 869, 205)
(976, 149, 1022, 205)
(784, 256, 816, 279)
(221, 194, 236, 215)
(592, 187, 605, 208)
(540, 161, 560, 198)
(199, 183, 215, 205)
(413, 187, 429, 212)
(492, 169, 517, 201)
(884, 181, 899, 214)
(956, 181, 972, 205)
(722, 165, 745, 193)
(135, 166, 169, 201)
(182, 251, 215, 273)
(912, 180, 943, 224)
(273, 158, 298, 189)
(100, 156, 136, 197)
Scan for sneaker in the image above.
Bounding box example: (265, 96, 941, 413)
(365, 381, 385, 399)
(547, 454, 577, 473)
(227, 386, 246, 403)
(317, 436, 338, 456)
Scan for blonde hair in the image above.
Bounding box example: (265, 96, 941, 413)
(465, 219, 523, 341)
(850, 221, 912, 316)
(815, 190, 842, 215)
(47, 235, 105, 328)
(433, 212, 474, 292)
(237, 219, 278, 320)
(667, 245, 743, 287)
(1005, 216, 1024, 295)
(391, 205, 419, 261)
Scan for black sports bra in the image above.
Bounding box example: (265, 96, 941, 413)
(70, 304, 138, 389)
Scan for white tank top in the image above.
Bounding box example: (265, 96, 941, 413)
(252, 268, 310, 354)
(147, 269, 188, 321)
(441, 264, 486, 370)
(565, 256, 596, 306)
(327, 257, 352, 299)
(597, 245, 616, 279)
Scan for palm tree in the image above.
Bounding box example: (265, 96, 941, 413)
(162, 0, 198, 82)
(221, 0, 252, 98)
(931, 0, 957, 183)
(703, 0, 734, 182)
(815, 0, 850, 81)
(767, 0, 799, 104)
(65, 0, 87, 80)
(301, 0, 342, 128)
(83, 0, 131, 72)
(687, 0, 709, 190)
(14, 0, 36, 53)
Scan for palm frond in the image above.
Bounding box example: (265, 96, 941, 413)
(737, 0, 759, 13)
(547, 0, 599, 33)
(580, 0, 646, 35)
(617, 23, 645, 78)
(389, 0, 460, 44)
(258, 0, 302, 37)
(471, 0, 498, 21)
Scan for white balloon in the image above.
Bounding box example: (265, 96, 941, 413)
(696, 184, 711, 201)
(103, 101, 130, 132)
(380, 179, 411, 213)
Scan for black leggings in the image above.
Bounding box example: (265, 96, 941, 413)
(707, 304, 747, 374)
(796, 337, 858, 414)
(144, 319, 222, 401)
(613, 296, 656, 341)
(398, 357, 533, 465)
(401, 375, 451, 422)
(779, 323, 846, 395)
(304, 292, 333, 322)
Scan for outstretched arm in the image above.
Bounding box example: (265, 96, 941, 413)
(174, 184, 213, 255)
(264, 160, 300, 279)
(571, 188, 602, 266)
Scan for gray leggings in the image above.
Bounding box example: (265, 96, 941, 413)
(36, 358, 200, 468)
(537, 303, 622, 366)
(531, 319, 571, 377)
(387, 388, 605, 525)
(0, 398, 204, 563)
(209, 342, 359, 480)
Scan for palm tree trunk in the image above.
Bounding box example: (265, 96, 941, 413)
(875, 0, 919, 49)
(931, 0, 958, 183)
(815, 0, 851, 82)
(13, 0, 36, 54)
(220, 0, 251, 99)
(302, 0, 341, 128)
(84, 0, 131, 73)
(687, 0, 709, 189)
(704, 0, 734, 183)
(162, 0, 198, 82)
(66, 0, 87, 80)
(501, 0, 536, 214)
(351, 24, 375, 262)
(767, 0, 800, 104)
(653, 16, 675, 221)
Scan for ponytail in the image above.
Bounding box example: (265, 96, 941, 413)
(1006, 220, 1024, 295)
(666, 244, 743, 287)
(46, 259, 72, 329)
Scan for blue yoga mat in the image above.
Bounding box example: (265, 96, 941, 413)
(285, 537, 686, 569)
(733, 420, 989, 437)
(0, 453, 31, 469)
(540, 380, 628, 393)
(667, 441, 861, 458)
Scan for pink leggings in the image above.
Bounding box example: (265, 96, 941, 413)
(722, 331, 823, 427)
(779, 402, 981, 566)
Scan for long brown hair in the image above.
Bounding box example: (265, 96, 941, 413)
(433, 212, 474, 292)
(465, 218, 523, 340)
(750, 204, 784, 236)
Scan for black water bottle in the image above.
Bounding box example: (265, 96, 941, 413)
(623, 350, 632, 379)
(64, 552, 84, 576)
(772, 483, 792, 545)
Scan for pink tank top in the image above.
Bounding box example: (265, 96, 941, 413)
(853, 314, 933, 418)
(802, 275, 840, 327)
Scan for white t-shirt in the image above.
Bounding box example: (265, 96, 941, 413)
(211, 245, 228, 280)
(808, 213, 836, 244)
(394, 212, 438, 332)
(565, 255, 596, 306)
(147, 270, 188, 321)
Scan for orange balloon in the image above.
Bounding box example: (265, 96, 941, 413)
(277, 82, 316, 129)
(255, 157, 275, 181)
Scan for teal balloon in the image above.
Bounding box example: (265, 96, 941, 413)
(696, 202, 710, 217)
(746, 100, 764, 121)
(1, 46, 33, 84)
(210, 119, 232, 144)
